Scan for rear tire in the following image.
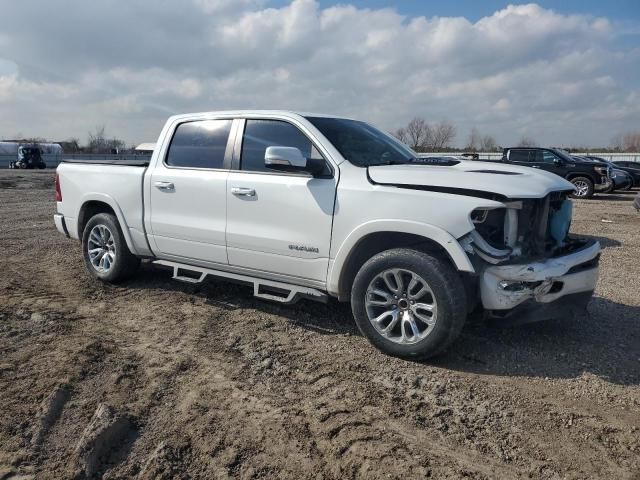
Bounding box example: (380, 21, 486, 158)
(351, 248, 466, 359)
(82, 213, 140, 283)
(570, 176, 594, 198)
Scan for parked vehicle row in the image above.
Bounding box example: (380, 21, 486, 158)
(443, 148, 639, 199)
(585, 156, 640, 191)
(54, 110, 601, 359)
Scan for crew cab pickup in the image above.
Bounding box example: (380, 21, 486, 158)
(54, 111, 601, 359)
(501, 147, 611, 199)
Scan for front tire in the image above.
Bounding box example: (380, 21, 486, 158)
(351, 249, 466, 359)
(570, 177, 594, 199)
(82, 213, 140, 283)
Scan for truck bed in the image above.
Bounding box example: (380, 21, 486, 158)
(56, 162, 151, 256)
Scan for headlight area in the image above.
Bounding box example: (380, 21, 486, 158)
(460, 204, 517, 265)
(593, 165, 611, 179)
(460, 193, 575, 266)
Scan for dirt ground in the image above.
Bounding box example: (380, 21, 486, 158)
(0, 170, 638, 479)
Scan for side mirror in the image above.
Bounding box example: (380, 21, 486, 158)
(265, 146, 307, 169)
(553, 158, 562, 165)
(264, 146, 325, 176)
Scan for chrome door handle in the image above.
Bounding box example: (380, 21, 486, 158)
(154, 181, 175, 191)
(231, 187, 256, 197)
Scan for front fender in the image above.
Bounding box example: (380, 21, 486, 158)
(327, 219, 474, 296)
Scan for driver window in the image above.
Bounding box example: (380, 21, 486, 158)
(542, 151, 559, 163)
(240, 120, 325, 173)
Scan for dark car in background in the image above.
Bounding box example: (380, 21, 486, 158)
(574, 156, 632, 192)
(598, 158, 640, 188)
(500, 147, 611, 199)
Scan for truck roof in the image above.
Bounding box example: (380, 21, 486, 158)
(166, 110, 356, 122)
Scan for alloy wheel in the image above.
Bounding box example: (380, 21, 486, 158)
(573, 180, 589, 197)
(365, 268, 437, 344)
(87, 224, 116, 273)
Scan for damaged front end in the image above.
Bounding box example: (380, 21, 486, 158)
(459, 192, 600, 322)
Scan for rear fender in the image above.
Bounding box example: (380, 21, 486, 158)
(76, 193, 139, 255)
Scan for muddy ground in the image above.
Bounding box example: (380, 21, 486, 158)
(0, 170, 638, 479)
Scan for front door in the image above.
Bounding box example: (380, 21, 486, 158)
(531, 150, 567, 176)
(226, 119, 337, 283)
(148, 118, 234, 264)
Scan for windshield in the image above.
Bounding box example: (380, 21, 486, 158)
(552, 148, 575, 162)
(306, 117, 416, 167)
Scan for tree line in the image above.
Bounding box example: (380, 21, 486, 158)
(60, 126, 127, 154)
(393, 116, 640, 153)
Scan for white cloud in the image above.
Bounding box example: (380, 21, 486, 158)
(0, 0, 637, 147)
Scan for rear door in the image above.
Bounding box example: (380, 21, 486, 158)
(529, 149, 567, 177)
(507, 149, 534, 167)
(148, 118, 235, 264)
(225, 118, 337, 283)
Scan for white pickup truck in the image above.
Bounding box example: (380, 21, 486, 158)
(54, 111, 600, 359)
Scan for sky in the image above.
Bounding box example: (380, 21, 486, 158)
(0, 0, 639, 148)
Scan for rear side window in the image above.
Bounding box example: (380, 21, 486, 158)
(509, 150, 531, 162)
(240, 119, 324, 173)
(166, 119, 232, 169)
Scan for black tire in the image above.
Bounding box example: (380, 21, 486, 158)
(569, 176, 594, 199)
(351, 248, 467, 359)
(82, 213, 140, 283)
(37, 163, 46, 170)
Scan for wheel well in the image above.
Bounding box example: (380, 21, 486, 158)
(566, 173, 594, 183)
(337, 232, 455, 301)
(78, 201, 116, 237)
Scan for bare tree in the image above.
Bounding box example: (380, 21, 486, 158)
(62, 138, 82, 153)
(609, 134, 624, 152)
(88, 125, 125, 154)
(406, 117, 432, 150)
(87, 126, 107, 153)
(623, 131, 640, 152)
(431, 121, 456, 151)
(394, 127, 408, 144)
(466, 127, 481, 151)
(480, 134, 498, 152)
(517, 136, 537, 148)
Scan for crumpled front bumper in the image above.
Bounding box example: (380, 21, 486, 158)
(480, 240, 600, 313)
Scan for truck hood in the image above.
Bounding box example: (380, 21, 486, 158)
(368, 160, 575, 199)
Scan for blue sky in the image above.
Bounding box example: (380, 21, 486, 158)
(1, 0, 639, 147)
(313, 0, 640, 21)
